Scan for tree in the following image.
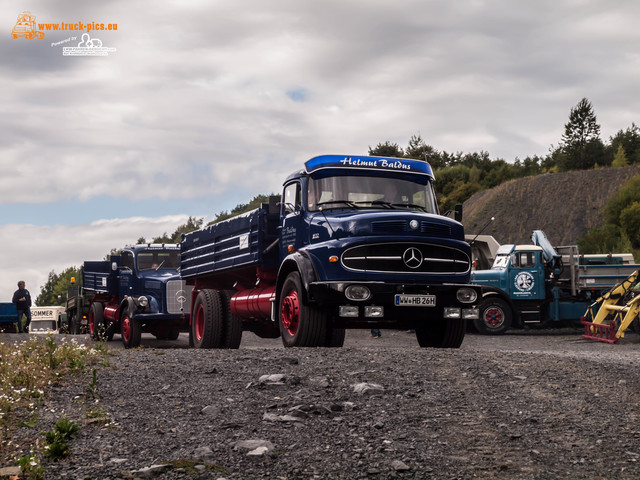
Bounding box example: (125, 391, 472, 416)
(611, 145, 629, 167)
(209, 194, 277, 225)
(35, 267, 81, 306)
(368, 141, 404, 158)
(620, 202, 640, 248)
(404, 134, 444, 167)
(558, 98, 604, 171)
(604, 175, 640, 226)
(152, 216, 204, 244)
(609, 123, 640, 164)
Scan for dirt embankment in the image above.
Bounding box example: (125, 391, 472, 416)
(463, 165, 640, 245)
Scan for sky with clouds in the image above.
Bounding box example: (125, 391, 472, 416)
(1, 0, 639, 302)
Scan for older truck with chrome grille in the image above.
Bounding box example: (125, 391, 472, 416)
(74, 244, 192, 348)
(181, 154, 480, 349)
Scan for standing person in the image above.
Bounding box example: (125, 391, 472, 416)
(12, 280, 32, 333)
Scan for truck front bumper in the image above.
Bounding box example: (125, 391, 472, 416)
(307, 281, 480, 328)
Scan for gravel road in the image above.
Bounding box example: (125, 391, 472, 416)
(7, 328, 640, 479)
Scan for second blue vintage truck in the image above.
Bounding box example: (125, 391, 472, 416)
(180, 154, 481, 348)
(66, 244, 192, 347)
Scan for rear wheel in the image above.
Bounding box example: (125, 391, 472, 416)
(474, 297, 512, 335)
(415, 317, 466, 348)
(69, 314, 80, 335)
(279, 272, 326, 347)
(89, 303, 104, 341)
(191, 289, 224, 349)
(220, 290, 242, 349)
(121, 310, 142, 348)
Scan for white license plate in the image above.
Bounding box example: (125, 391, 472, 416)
(394, 294, 436, 307)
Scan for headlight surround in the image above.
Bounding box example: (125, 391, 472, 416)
(137, 295, 149, 308)
(456, 287, 478, 304)
(344, 285, 371, 301)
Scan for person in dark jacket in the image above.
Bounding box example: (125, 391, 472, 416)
(12, 280, 32, 333)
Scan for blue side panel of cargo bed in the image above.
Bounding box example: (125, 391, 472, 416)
(180, 205, 279, 279)
(82, 258, 120, 295)
(0, 303, 17, 323)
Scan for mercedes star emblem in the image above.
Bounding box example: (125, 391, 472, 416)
(403, 247, 423, 269)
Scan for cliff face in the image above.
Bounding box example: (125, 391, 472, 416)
(461, 165, 640, 246)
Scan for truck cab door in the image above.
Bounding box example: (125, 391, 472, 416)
(279, 181, 306, 259)
(508, 250, 545, 300)
(119, 251, 135, 298)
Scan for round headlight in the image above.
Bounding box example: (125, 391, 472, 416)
(138, 296, 149, 308)
(345, 285, 371, 301)
(456, 287, 478, 304)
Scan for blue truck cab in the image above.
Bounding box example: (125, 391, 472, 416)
(80, 244, 192, 347)
(181, 154, 481, 349)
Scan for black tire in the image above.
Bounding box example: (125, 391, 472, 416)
(89, 303, 105, 341)
(278, 272, 327, 347)
(324, 324, 346, 347)
(191, 290, 224, 349)
(166, 329, 180, 341)
(120, 310, 142, 348)
(415, 317, 466, 348)
(69, 314, 81, 335)
(473, 297, 512, 335)
(220, 290, 243, 349)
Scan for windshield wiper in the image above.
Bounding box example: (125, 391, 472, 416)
(391, 202, 428, 212)
(356, 200, 428, 212)
(368, 200, 395, 209)
(317, 200, 359, 209)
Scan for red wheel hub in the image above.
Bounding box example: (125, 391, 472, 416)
(195, 305, 205, 341)
(484, 307, 504, 328)
(281, 289, 300, 336)
(90, 312, 98, 335)
(121, 315, 131, 342)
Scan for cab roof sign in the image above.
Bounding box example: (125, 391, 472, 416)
(304, 155, 434, 179)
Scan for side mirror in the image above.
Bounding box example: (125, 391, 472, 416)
(454, 204, 463, 222)
(111, 262, 118, 271)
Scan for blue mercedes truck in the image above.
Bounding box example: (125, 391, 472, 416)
(67, 244, 192, 347)
(180, 155, 481, 348)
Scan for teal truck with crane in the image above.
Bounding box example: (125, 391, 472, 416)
(470, 230, 639, 334)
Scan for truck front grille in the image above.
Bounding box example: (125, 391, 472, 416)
(341, 242, 470, 274)
(166, 280, 193, 314)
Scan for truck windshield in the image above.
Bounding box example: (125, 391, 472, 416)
(307, 176, 438, 213)
(137, 250, 181, 271)
(492, 254, 510, 269)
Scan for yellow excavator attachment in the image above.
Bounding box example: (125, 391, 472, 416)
(582, 270, 640, 343)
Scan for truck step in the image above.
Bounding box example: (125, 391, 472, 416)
(581, 319, 618, 344)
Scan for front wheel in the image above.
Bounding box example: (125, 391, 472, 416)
(415, 317, 466, 348)
(121, 311, 142, 348)
(324, 324, 346, 347)
(279, 272, 326, 347)
(474, 297, 512, 335)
